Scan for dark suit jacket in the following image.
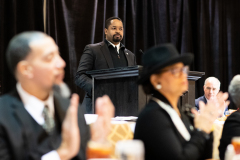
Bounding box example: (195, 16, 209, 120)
(195, 95, 228, 112)
(195, 96, 207, 110)
(75, 41, 136, 113)
(0, 89, 90, 160)
(134, 91, 213, 160)
(219, 111, 240, 160)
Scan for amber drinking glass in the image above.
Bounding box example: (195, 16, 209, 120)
(231, 137, 240, 154)
(86, 140, 112, 159)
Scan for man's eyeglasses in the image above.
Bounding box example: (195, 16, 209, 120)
(161, 66, 189, 77)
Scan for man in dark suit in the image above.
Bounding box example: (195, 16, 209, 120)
(195, 96, 208, 110)
(0, 31, 114, 160)
(195, 77, 221, 110)
(75, 17, 136, 113)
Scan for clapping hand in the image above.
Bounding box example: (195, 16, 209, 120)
(91, 95, 115, 142)
(209, 92, 229, 117)
(57, 93, 80, 160)
(192, 92, 230, 133)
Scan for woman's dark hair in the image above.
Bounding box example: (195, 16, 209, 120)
(141, 68, 162, 94)
(142, 80, 155, 95)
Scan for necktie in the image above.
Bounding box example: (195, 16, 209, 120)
(115, 46, 120, 59)
(42, 105, 55, 134)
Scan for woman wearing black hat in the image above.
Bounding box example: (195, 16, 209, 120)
(134, 44, 229, 160)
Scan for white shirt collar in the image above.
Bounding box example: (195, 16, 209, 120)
(107, 40, 120, 53)
(16, 82, 54, 125)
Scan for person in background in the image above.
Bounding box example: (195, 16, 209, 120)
(195, 77, 227, 115)
(75, 17, 136, 113)
(0, 31, 114, 160)
(134, 44, 229, 160)
(219, 75, 240, 160)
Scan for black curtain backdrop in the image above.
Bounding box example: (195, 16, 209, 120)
(0, 0, 44, 94)
(1, 0, 240, 109)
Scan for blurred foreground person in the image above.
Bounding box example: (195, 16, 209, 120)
(134, 44, 229, 160)
(0, 31, 114, 160)
(219, 75, 240, 160)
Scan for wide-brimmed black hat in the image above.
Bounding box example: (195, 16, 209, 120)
(138, 43, 194, 84)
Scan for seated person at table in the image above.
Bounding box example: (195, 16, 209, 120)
(134, 44, 229, 160)
(195, 77, 220, 109)
(195, 77, 227, 115)
(0, 31, 114, 160)
(219, 75, 240, 160)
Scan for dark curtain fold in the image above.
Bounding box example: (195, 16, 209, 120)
(46, 0, 137, 103)
(46, 0, 240, 108)
(191, 0, 240, 109)
(0, 0, 44, 94)
(1, 0, 240, 109)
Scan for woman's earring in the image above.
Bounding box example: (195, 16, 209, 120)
(156, 84, 162, 90)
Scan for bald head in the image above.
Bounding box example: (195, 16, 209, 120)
(6, 31, 48, 75)
(203, 77, 220, 100)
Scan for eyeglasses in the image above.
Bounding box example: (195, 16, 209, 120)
(161, 66, 189, 77)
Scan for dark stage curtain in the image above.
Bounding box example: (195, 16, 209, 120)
(1, 0, 240, 109)
(0, 0, 44, 94)
(46, 0, 137, 102)
(46, 0, 240, 109)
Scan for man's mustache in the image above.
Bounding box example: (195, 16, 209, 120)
(113, 34, 122, 38)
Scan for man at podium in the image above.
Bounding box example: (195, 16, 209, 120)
(75, 17, 136, 113)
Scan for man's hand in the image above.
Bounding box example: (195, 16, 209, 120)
(216, 92, 229, 116)
(192, 92, 230, 133)
(91, 95, 115, 142)
(57, 93, 80, 160)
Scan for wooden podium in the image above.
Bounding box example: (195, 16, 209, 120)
(87, 66, 204, 116)
(87, 66, 145, 116)
(180, 71, 205, 107)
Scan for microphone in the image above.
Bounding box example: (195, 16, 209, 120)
(139, 49, 144, 55)
(182, 104, 195, 124)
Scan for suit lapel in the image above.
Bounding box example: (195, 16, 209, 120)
(10, 90, 47, 149)
(203, 96, 207, 104)
(100, 41, 114, 68)
(53, 92, 68, 123)
(8, 90, 69, 154)
(47, 93, 69, 149)
(124, 48, 131, 66)
(11, 90, 43, 134)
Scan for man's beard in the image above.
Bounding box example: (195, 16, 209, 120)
(113, 34, 122, 42)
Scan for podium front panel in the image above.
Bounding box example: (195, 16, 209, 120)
(93, 76, 139, 116)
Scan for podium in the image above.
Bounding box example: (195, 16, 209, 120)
(87, 66, 145, 116)
(180, 71, 205, 107)
(87, 66, 204, 116)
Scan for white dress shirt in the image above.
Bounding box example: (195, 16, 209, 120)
(16, 83, 60, 160)
(107, 40, 120, 53)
